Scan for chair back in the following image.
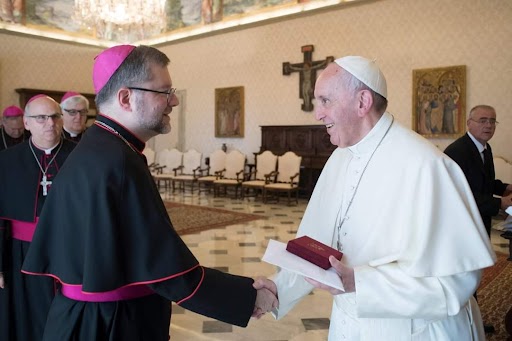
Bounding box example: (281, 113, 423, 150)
(209, 149, 227, 174)
(161, 148, 183, 174)
(182, 149, 202, 174)
(276, 151, 302, 184)
(255, 151, 278, 180)
(224, 150, 245, 179)
(143, 147, 155, 165)
(494, 157, 512, 184)
(156, 148, 170, 167)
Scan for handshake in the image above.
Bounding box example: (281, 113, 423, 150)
(251, 277, 278, 319)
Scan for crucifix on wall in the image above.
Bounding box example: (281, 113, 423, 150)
(283, 45, 334, 112)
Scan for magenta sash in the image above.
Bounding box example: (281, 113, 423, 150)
(11, 219, 38, 242)
(61, 284, 154, 302)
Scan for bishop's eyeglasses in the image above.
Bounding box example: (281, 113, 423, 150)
(63, 108, 89, 116)
(128, 87, 177, 106)
(470, 118, 499, 125)
(26, 114, 63, 124)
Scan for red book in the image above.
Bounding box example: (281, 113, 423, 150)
(286, 236, 343, 270)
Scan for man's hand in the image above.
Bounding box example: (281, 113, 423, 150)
(305, 256, 355, 295)
(252, 277, 278, 319)
(253, 277, 277, 295)
(501, 193, 512, 210)
(0, 272, 4, 289)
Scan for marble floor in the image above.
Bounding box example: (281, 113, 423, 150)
(160, 188, 510, 341)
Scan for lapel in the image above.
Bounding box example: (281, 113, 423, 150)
(462, 133, 485, 175)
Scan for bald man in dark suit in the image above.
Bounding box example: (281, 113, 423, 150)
(445, 105, 512, 236)
(445, 104, 512, 334)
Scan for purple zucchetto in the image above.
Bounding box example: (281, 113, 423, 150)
(2, 105, 23, 117)
(93, 45, 136, 94)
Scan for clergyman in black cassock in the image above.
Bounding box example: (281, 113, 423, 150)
(0, 105, 30, 151)
(0, 95, 76, 341)
(21, 45, 277, 341)
(60, 91, 90, 143)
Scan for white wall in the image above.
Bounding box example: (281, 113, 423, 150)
(1, 0, 511, 163)
(159, 0, 512, 163)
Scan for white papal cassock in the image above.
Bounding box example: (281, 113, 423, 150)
(272, 112, 496, 340)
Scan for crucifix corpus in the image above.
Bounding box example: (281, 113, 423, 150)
(283, 45, 334, 112)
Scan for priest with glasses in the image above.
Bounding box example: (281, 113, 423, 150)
(60, 91, 90, 142)
(0, 95, 77, 341)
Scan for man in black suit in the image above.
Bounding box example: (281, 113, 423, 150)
(445, 105, 512, 235)
(445, 104, 512, 334)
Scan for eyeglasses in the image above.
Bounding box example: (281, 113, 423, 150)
(26, 114, 63, 124)
(127, 87, 176, 106)
(63, 108, 89, 116)
(470, 118, 499, 125)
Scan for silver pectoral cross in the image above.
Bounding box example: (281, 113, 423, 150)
(40, 175, 52, 196)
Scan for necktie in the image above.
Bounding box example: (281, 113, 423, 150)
(483, 147, 493, 174)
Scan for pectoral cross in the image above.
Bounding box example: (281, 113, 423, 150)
(40, 175, 52, 196)
(283, 45, 334, 112)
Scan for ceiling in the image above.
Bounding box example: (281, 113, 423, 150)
(0, 0, 360, 47)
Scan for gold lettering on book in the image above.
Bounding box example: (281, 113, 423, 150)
(307, 242, 325, 252)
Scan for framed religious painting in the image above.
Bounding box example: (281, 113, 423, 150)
(412, 65, 466, 138)
(215, 86, 244, 138)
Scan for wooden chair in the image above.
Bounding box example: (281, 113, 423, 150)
(263, 151, 302, 205)
(173, 149, 202, 193)
(152, 148, 183, 191)
(150, 148, 169, 177)
(197, 150, 227, 193)
(241, 150, 278, 200)
(213, 150, 246, 198)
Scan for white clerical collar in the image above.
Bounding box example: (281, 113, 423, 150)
(347, 112, 393, 155)
(467, 131, 486, 153)
(32, 140, 61, 155)
(63, 126, 79, 138)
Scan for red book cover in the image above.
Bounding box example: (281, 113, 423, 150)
(286, 236, 343, 270)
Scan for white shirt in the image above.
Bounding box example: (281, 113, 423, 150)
(467, 131, 487, 163)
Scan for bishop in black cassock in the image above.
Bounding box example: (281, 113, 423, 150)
(22, 116, 260, 340)
(0, 128, 30, 151)
(0, 137, 76, 340)
(0, 105, 30, 151)
(21, 45, 276, 341)
(60, 91, 90, 143)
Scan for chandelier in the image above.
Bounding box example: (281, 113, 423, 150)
(73, 0, 168, 43)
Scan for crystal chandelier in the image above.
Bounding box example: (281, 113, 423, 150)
(73, 0, 168, 43)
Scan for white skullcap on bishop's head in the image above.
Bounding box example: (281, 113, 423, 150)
(335, 56, 387, 99)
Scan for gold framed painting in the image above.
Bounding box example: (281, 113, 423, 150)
(215, 86, 244, 138)
(412, 65, 466, 138)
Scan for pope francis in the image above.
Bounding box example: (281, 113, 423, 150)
(255, 56, 495, 340)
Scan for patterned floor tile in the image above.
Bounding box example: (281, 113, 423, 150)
(301, 318, 330, 331)
(202, 321, 233, 333)
(171, 304, 186, 314)
(209, 250, 228, 255)
(239, 242, 256, 247)
(241, 257, 261, 263)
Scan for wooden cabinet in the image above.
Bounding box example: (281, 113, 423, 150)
(260, 125, 335, 197)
